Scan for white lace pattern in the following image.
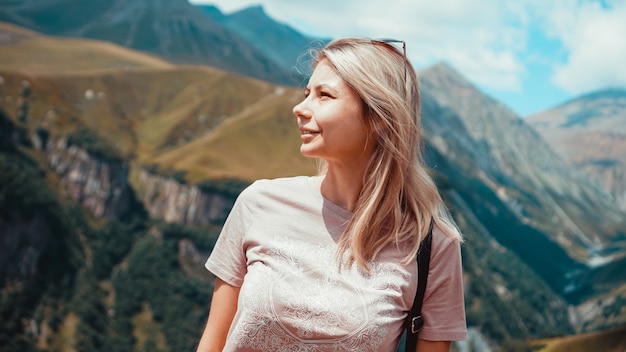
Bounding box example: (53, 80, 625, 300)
(229, 235, 407, 352)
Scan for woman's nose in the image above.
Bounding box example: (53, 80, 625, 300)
(293, 99, 311, 119)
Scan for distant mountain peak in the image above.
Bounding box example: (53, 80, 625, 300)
(238, 4, 266, 13)
(530, 86, 626, 128)
(420, 61, 474, 90)
(428, 61, 459, 73)
(230, 4, 275, 24)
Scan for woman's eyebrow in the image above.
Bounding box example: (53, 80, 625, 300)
(314, 83, 337, 93)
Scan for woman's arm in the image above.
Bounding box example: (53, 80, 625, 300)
(196, 278, 241, 352)
(416, 339, 451, 352)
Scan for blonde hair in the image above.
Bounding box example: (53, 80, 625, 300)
(314, 38, 461, 270)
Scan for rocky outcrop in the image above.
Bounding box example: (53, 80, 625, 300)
(139, 170, 233, 226)
(31, 132, 234, 225)
(42, 137, 131, 218)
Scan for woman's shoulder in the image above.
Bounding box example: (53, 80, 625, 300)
(239, 175, 313, 203)
(247, 175, 311, 193)
(234, 176, 318, 216)
(430, 219, 463, 259)
(230, 176, 313, 217)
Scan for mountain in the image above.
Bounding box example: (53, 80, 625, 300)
(0, 22, 313, 179)
(420, 63, 626, 254)
(419, 64, 626, 332)
(198, 4, 329, 80)
(0, 21, 175, 73)
(0, 0, 298, 85)
(526, 88, 626, 213)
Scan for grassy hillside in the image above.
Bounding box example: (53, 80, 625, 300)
(153, 86, 317, 182)
(1, 20, 316, 183)
(0, 67, 314, 179)
(0, 22, 173, 73)
(531, 325, 626, 352)
(0, 21, 40, 41)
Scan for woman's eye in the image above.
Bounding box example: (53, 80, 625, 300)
(320, 91, 331, 98)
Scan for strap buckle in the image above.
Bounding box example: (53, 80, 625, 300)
(411, 316, 424, 334)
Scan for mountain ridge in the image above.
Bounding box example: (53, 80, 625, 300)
(0, 0, 303, 85)
(420, 63, 625, 250)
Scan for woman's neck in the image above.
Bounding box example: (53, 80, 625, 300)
(319, 163, 367, 212)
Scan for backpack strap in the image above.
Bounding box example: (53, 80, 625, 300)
(405, 218, 434, 352)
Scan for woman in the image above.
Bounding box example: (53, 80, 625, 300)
(197, 38, 467, 352)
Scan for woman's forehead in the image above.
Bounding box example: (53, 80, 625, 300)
(308, 60, 343, 88)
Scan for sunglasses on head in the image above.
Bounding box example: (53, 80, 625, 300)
(371, 38, 408, 82)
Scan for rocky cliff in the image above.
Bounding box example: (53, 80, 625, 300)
(39, 136, 131, 218)
(138, 170, 234, 226)
(33, 133, 234, 226)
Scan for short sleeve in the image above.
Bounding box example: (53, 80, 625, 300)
(204, 184, 257, 287)
(418, 226, 467, 341)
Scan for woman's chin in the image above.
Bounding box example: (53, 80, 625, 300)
(300, 146, 320, 159)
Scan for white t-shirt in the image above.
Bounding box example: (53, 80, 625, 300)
(206, 176, 467, 352)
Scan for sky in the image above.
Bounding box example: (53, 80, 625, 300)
(189, 0, 626, 117)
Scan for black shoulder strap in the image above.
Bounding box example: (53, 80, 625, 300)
(405, 218, 434, 352)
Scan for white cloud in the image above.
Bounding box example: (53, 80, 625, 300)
(196, 0, 531, 91)
(191, 0, 626, 108)
(538, 0, 626, 94)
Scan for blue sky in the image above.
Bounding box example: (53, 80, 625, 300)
(190, 0, 626, 117)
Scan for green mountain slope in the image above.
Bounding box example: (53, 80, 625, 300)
(0, 0, 297, 85)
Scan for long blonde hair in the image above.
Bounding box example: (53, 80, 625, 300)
(314, 38, 461, 270)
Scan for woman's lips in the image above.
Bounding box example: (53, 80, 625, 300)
(300, 129, 320, 141)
